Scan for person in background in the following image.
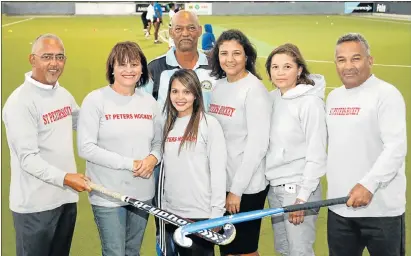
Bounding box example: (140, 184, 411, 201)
(264, 43, 327, 256)
(153, 1, 163, 44)
(168, 3, 176, 49)
(77, 41, 162, 256)
(209, 29, 271, 256)
(2, 33, 91, 256)
(202, 24, 215, 55)
(142, 10, 218, 256)
(161, 69, 227, 256)
(145, 2, 155, 38)
(141, 10, 149, 37)
(326, 32, 406, 256)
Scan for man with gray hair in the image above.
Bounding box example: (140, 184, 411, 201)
(2, 34, 91, 256)
(325, 32, 406, 256)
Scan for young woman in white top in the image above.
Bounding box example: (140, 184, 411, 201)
(209, 29, 271, 256)
(161, 69, 227, 256)
(265, 43, 327, 256)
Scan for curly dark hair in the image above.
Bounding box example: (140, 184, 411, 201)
(265, 43, 314, 86)
(209, 29, 261, 80)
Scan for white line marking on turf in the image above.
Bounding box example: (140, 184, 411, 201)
(341, 15, 411, 25)
(2, 17, 34, 27)
(257, 56, 411, 68)
(159, 29, 169, 43)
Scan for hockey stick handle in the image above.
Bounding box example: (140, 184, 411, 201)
(178, 196, 349, 235)
(88, 181, 123, 200)
(283, 196, 349, 213)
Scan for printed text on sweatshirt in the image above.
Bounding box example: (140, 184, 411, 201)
(162, 114, 227, 219)
(326, 75, 407, 217)
(209, 73, 271, 196)
(77, 85, 163, 207)
(2, 71, 80, 213)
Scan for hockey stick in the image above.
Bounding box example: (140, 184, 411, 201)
(173, 196, 349, 247)
(88, 182, 236, 247)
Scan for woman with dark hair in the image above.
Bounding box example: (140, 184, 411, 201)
(161, 69, 227, 256)
(264, 43, 327, 255)
(209, 29, 271, 256)
(77, 41, 162, 256)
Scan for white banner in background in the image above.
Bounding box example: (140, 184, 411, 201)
(184, 3, 212, 15)
(75, 3, 137, 15)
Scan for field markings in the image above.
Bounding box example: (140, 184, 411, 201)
(2, 17, 35, 27)
(340, 15, 411, 25)
(159, 30, 169, 44)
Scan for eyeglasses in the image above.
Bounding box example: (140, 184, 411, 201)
(32, 54, 67, 62)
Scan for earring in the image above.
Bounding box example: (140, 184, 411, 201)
(112, 72, 114, 75)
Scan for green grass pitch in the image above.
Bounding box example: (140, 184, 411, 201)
(1, 14, 410, 256)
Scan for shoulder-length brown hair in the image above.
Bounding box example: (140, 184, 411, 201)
(106, 41, 149, 87)
(162, 69, 206, 154)
(265, 43, 314, 86)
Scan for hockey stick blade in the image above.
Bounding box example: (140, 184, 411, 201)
(88, 182, 236, 247)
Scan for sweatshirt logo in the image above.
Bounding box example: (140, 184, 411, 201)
(329, 107, 361, 116)
(104, 113, 153, 120)
(166, 136, 197, 143)
(209, 103, 236, 117)
(201, 80, 212, 91)
(43, 106, 72, 125)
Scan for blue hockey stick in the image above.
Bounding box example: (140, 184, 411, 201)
(173, 196, 349, 247)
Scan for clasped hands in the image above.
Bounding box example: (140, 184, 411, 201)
(132, 154, 158, 179)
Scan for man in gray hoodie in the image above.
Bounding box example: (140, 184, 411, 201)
(2, 34, 91, 256)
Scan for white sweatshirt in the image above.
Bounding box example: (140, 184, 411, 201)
(146, 4, 154, 21)
(326, 75, 407, 217)
(265, 75, 327, 202)
(77, 85, 163, 207)
(209, 73, 271, 196)
(2, 71, 80, 213)
(162, 114, 227, 219)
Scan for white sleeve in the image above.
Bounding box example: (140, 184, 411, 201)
(2, 102, 67, 187)
(149, 100, 163, 163)
(77, 93, 135, 171)
(70, 95, 80, 131)
(207, 117, 227, 218)
(230, 84, 271, 196)
(297, 97, 328, 201)
(359, 88, 407, 193)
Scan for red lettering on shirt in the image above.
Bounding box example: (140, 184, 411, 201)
(43, 106, 72, 125)
(209, 103, 235, 117)
(107, 113, 153, 120)
(329, 107, 361, 116)
(166, 136, 197, 143)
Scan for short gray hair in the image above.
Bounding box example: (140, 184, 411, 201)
(336, 33, 370, 55)
(31, 33, 65, 54)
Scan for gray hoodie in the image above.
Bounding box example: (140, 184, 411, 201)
(265, 74, 327, 201)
